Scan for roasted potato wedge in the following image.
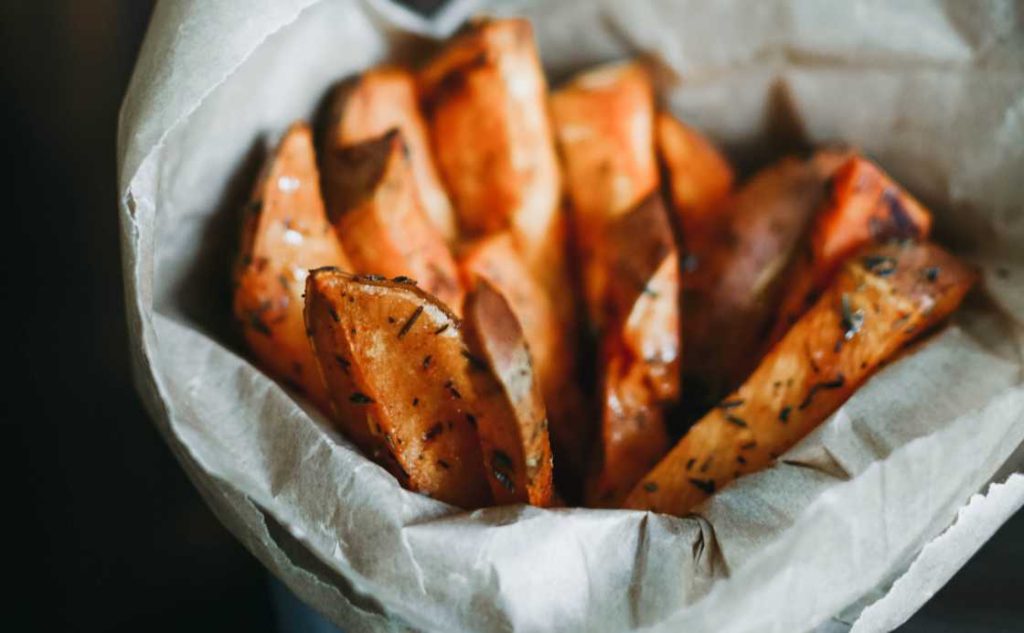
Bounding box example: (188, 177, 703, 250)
(233, 123, 351, 411)
(768, 155, 933, 344)
(304, 269, 491, 507)
(460, 233, 590, 484)
(683, 152, 845, 407)
(320, 129, 464, 313)
(420, 18, 560, 239)
(551, 61, 658, 323)
(463, 278, 554, 506)
(323, 66, 456, 242)
(656, 111, 734, 249)
(420, 18, 572, 331)
(586, 194, 680, 506)
(624, 241, 975, 515)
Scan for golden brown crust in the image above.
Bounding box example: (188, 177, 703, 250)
(624, 241, 976, 515)
(233, 123, 351, 411)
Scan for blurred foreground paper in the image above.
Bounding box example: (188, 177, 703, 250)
(118, 1, 1024, 631)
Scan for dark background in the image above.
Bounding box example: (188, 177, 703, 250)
(4, 2, 1020, 632)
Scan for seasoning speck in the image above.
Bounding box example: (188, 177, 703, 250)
(688, 478, 716, 495)
(349, 392, 374, 404)
(718, 398, 745, 410)
(398, 305, 424, 338)
(643, 481, 658, 493)
(779, 406, 792, 423)
(423, 423, 443, 442)
(841, 293, 865, 341)
(862, 255, 897, 276)
(724, 414, 748, 428)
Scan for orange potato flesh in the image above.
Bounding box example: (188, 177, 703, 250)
(551, 61, 658, 324)
(682, 152, 845, 407)
(323, 66, 456, 242)
(304, 269, 491, 508)
(624, 241, 975, 515)
(768, 155, 933, 345)
(420, 18, 573, 335)
(233, 123, 351, 411)
(586, 194, 680, 507)
(459, 233, 590, 483)
(320, 129, 464, 314)
(656, 111, 734, 249)
(463, 278, 554, 506)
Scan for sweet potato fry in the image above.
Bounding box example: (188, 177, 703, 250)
(459, 233, 590, 482)
(420, 18, 572, 330)
(320, 129, 464, 313)
(463, 278, 554, 506)
(768, 155, 933, 345)
(303, 269, 491, 507)
(323, 66, 456, 242)
(683, 152, 845, 406)
(656, 111, 734, 249)
(551, 61, 658, 323)
(233, 123, 351, 411)
(624, 241, 975, 515)
(586, 194, 680, 506)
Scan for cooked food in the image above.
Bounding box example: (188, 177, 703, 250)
(233, 123, 351, 411)
(682, 151, 846, 408)
(624, 241, 975, 515)
(420, 17, 574, 344)
(767, 155, 933, 345)
(228, 21, 979, 515)
(304, 269, 491, 507)
(551, 61, 658, 324)
(463, 278, 554, 506)
(460, 233, 590, 484)
(322, 66, 456, 242)
(656, 111, 734, 250)
(586, 193, 680, 506)
(320, 129, 464, 313)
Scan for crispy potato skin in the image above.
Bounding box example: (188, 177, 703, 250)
(233, 123, 351, 411)
(624, 241, 975, 515)
(656, 111, 734, 249)
(304, 269, 491, 508)
(321, 130, 464, 313)
(463, 278, 554, 506)
(586, 194, 680, 506)
(768, 155, 933, 345)
(683, 153, 845, 406)
(459, 233, 590, 483)
(323, 66, 456, 242)
(551, 61, 658, 323)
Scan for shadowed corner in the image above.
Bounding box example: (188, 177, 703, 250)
(169, 136, 266, 354)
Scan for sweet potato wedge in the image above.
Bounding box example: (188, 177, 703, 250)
(303, 269, 491, 507)
(420, 18, 572, 330)
(233, 123, 351, 411)
(586, 194, 680, 506)
(320, 129, 464, 313)
(624, 241, 975, 515)
(768, 155, 933, 345)
(463, 278, 554, 506)
(459, 233, 590, 482)
(420, 18, 561, 240)
(322, 66, 456, 242)
(682, 152, 845, 407)
(551, 61, 658, 323)
(656, 111, 734, 249)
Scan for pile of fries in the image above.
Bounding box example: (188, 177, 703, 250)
(232, 18, 975, 515)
